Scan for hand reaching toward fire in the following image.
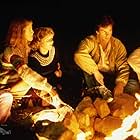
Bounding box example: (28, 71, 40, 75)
(51, 94, 74, 111)
(32, 105, 73, 124)
(35, 87, 74, 111)
(32, 89, 73, 124)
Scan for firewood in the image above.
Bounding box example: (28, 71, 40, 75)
(94, 98, 110, 118)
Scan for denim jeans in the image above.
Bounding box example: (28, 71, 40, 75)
(83, 71, 140, 95)
(124, 79, 140, 95)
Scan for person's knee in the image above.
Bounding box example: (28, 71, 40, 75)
(124, 79, 140, 95)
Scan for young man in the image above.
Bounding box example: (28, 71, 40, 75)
(74, 15, 130, 99)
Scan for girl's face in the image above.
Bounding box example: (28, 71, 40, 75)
(40, 34, 54, 50)
(23, 23, 34, 42)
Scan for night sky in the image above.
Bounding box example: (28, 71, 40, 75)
(0, 1, 140, 66)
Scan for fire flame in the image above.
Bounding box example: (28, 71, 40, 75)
(105, 93, 140, 140)
(76, 131, 86, 140)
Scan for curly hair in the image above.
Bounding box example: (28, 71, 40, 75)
(30, 27, 54, 51)
(4, 18, 33, 63)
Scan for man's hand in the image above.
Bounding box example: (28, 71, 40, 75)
(94, 70, 104, 85)
(113, 82, 125, 97)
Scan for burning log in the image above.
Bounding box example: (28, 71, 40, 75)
(94, 98, 110, 118)
(94, 116, 122, 136)
(109, 93, 137, 119)
(75, 96, 97, 117)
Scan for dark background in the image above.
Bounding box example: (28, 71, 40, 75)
(0, 1, 140, 56)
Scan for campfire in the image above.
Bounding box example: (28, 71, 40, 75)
(8, 85, 140, 140)
(30, 92, 140, 140)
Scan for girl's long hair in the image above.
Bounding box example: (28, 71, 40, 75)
(4, 18, 33, 63)
(6, 18, 33, 48)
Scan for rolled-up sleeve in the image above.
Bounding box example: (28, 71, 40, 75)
(74, 37, 98, 75)
(10, 55, 52, 93)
